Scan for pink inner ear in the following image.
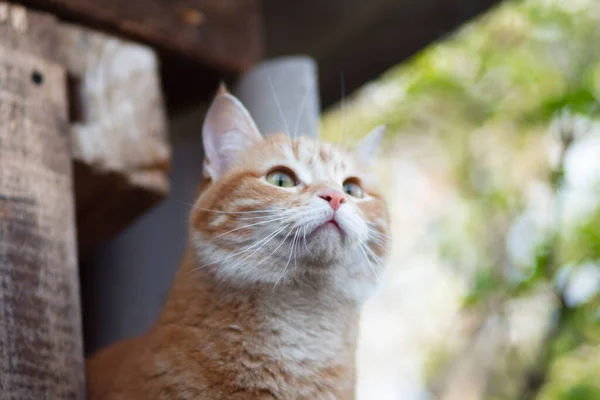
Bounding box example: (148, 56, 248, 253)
(202, 92, 263, 178)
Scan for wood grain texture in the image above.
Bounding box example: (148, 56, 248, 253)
(58, 24, 171, 251)
(0, 3, 84, 399)
(18, 0, 262, 72)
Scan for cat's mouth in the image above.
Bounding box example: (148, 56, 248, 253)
(324, 220, 342, 231)
(311, 218, 343, 237)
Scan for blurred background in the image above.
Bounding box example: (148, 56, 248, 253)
(320, 0, 600, 398)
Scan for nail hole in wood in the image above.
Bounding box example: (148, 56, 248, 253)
(31, 70, 43, 85)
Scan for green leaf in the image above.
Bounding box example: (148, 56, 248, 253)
(463, 268, 503, 307)
(524, 87, 599, 125)
(558, 382, 600, 400)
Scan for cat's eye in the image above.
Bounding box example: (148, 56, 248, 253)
(343, 178, 364, 198)
(266, 169, 298, 188)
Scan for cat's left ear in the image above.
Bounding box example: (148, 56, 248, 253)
(202, 84, 264, 179)
(354, 125, 386, 166)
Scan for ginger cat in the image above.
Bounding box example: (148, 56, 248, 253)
(86, 86, 390, 400)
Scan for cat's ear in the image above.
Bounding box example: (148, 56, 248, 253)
(354, 125, 385, 166)
(202, 84, 263, 178)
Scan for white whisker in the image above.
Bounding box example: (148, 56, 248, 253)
(267, 75, 290, 135)
(302, 226, 313, 256)
(246, 226, 294, 274)
(358, 243, 379, 280)
(274, 229, 300, 288)
(367, 230, 388, 244)
(293, 89, 310, 139)
(213, 216, 288, 239)
(235, 206, 311, 221)
(236, 214, 280, 221)
(367, 226, 391, 239)
(226, 224, 291, 273)
(293, 230, 299, 271)
(181, 201, 285, 215)
(368, 237, 387, 247)
(337, 71, 346, 149)
(363, 244, 384, 264)
(189, 224, 288, 274)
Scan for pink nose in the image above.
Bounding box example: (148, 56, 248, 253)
(318, 189, 346, 211)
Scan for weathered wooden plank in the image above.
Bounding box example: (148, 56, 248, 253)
(18, 0, 262, 72)
(58, 24, 171, 251)
(0, 4, 84, 399)
(0, 2, 172, 251)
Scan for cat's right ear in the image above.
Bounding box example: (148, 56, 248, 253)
(354, 125, 385, 167)
(202, 84, 264, 179)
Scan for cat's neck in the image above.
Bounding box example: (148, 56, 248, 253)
(151, 248, 359, 397)
(158, 248, 360, 360)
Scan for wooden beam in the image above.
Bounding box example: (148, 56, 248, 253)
(17, 0, 263, 72)
(58, 23, 171, 251)
(0, 4, 84, 397)
(264, 0, 501, 108)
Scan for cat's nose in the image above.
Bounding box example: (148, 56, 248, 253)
(318, 189, 346, 211)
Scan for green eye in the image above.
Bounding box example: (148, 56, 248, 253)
(266, 169, 297, 188)
(343, 178, 364, 198)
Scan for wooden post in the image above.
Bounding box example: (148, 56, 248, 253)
(0, 4, 84, 399)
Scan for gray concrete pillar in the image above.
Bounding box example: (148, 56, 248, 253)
(235, 56, 320, 138)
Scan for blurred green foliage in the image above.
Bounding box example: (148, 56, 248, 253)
(322, 0, 600, 398)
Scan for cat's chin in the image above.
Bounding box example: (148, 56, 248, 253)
(314, 220, 343, 234)
(304, 235, 344, 261)
(309, 222, 344, 244)
(305, 224, 363, 261)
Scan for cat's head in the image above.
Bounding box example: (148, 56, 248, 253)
(190, 87, 390, 298)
